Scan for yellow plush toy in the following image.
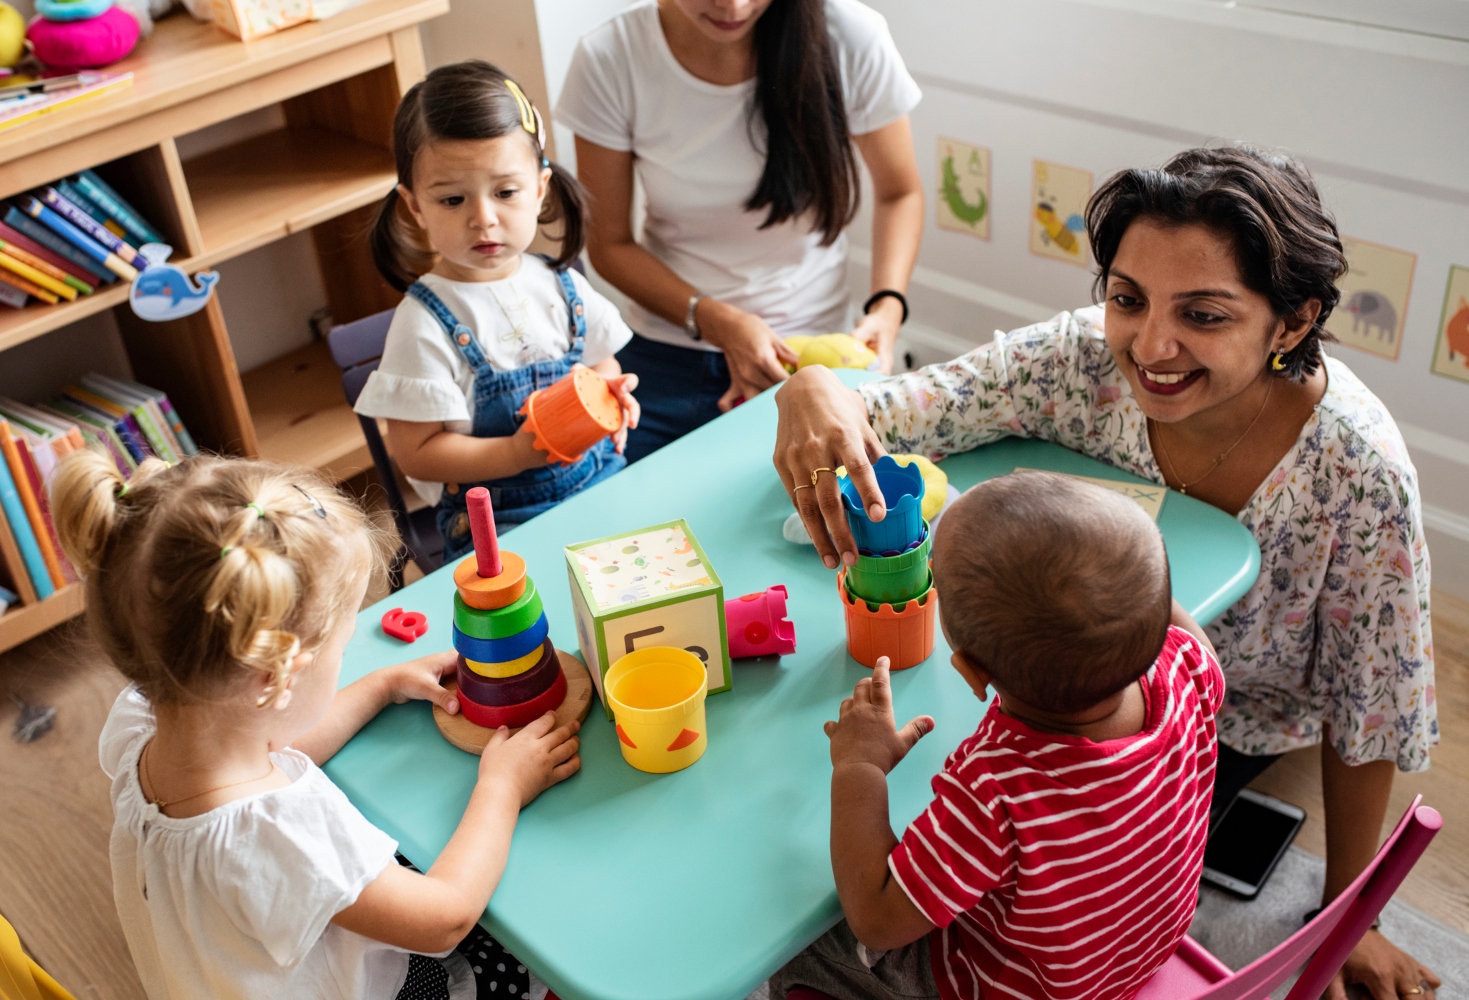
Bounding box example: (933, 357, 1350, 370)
(0, 2, 24, 68)
(889, 454, 948, 521)
(784, 332, 878, 373)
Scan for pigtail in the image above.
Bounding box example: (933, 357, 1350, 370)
(52, 450, 168, 577)
(541, 160, 589, 271)
(371, 188, 419, 294)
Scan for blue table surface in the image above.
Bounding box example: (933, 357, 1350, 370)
(326, 371, 1261, 1000)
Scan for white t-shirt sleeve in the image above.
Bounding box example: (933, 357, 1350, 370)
(572, 270, 635, 367)
(212, 769, 399, 969)
(829, 0, 922, 135)
(99, 684, 153, 779)
(354, 297, 472, 424)
(555, 25, 634, 153)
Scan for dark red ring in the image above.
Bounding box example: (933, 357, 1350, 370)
(456, 639, 559, 706)
(458, 668, 567, 729)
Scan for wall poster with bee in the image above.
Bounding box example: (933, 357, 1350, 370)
(1030, 159, 1092, 267)
(936, 137, 991, 240)
(1324, 236, 1416, 361)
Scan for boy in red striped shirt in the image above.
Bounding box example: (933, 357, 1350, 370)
(772, 471, 1224, 1000)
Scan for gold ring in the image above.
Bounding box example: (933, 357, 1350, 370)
(793, 483, 814, 492)
(1404, 989, 1422, 996)
(810, 467, 834, 486)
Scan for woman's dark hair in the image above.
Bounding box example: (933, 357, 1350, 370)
(746, 0, 859, 245)
(1086, 145, 1346, 381)
(371, 60, 588, 291)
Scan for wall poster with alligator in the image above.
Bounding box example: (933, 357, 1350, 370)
(936, 137, 991, 241)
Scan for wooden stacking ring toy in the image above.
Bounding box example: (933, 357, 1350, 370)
(453, 613, 548, 663)
(457, 667, 568, 729)
(462, 642, 546, 678)
(453, 580, 543, 639)
(454, 550, 527, 610)
(456, 640, 562, 706)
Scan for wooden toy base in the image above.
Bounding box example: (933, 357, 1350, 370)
(433, 648, 594, 755)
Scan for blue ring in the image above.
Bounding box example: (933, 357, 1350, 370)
(453, 612, 548, 662)
(36, 0, 114, 20)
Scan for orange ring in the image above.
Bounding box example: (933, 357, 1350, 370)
(454, 551, 528, 610)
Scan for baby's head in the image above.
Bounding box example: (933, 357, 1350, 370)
(52, 451, 392, 721)
(931, 471, 1171, 716)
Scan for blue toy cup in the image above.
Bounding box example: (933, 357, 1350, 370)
(840, 455, 926, 554)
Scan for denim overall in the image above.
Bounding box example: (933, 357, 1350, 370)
(410, 266, 625, 561)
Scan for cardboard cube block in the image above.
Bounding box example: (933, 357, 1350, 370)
(566, 519, 730, 717)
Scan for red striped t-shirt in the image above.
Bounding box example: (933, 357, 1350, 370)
(889, 626, 1223, 1000)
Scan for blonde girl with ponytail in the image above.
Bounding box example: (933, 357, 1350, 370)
(53, 450, 581, 1000)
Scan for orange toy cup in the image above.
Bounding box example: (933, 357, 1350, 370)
(837, 568, 937, 670)
(519, 367, 624, 465)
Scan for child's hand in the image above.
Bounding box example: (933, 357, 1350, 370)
(512, 423, 552, 472)
(478, 712, 581, 806)
(824, 658, 933, 774)
(605, 372, 640, 455)
(378, 651, 461, 715)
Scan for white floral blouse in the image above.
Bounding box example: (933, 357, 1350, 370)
(863, 307, 1437, 772)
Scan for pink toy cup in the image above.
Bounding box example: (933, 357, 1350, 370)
(725, 585, 796, 659)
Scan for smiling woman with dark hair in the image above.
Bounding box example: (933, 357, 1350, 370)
(558, 0, 924, 460)
(772, 144, 1440, 1000)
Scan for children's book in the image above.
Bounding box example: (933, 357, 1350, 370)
(0, 279, 26, 309)
(73, 169, 165, 246)
(0, 72, 133, 135)
(83, 374, 186, 460)
(79, 376, 178, 462)
(0, 421, 55, 599)
(0, 264, 58, 304)
(59, 386, 152, 461)
(0, 420, 68, 588)
(98, 375, 197, 456)
(0, 219, 101, 289)
(41, 401, 134, 474)
(38, 187, 142, 268)
(56, 178, 128, 241)
(0, 584, 18, 615)
(0, 500, 38, 604)
(0, 416, 76, 584)
(15, 195, 136, 281)
(0, 248, 75, 300)
(0, 234, 88, 294)
(3, 208, 114, 284)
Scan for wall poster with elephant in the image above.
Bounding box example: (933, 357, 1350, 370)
(1325, 236, 1416, 361)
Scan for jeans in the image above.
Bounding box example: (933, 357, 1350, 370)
(615, 334, 731, 463)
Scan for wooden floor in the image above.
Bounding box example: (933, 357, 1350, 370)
(1, 586, 1464, 997)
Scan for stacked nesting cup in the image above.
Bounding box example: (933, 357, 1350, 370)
(837, 456, 938, 670)
(451, 488, 567, 728)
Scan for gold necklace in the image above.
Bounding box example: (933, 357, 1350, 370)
(141, 740, 276, 812)
(1152, 378, 1274, 495)
(485, 281, 531, 345)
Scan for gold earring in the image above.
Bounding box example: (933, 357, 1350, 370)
(1270, 351, 1287, 372)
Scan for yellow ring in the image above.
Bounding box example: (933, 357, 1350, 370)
(810, 467, 835, 486)
(464, 644, 543, 678)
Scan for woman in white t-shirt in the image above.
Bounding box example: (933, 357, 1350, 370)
(558, 0, 923, 460)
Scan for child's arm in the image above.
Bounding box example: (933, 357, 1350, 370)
(589, 357, 640, 455)
(386, 419, 548, 484)
(1170, 599, 1219, 661)
(825, 659, 938, 951)
(331, 712, 581, 953)
(293, 652, 460, 766)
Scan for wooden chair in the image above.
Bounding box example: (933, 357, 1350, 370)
(786, 795, 1441, 1000)
(327, 310, 444, 591)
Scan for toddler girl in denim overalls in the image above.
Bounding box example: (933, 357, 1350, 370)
(356, 60, 638, 561)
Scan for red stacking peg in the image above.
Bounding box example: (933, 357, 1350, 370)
(467, 486, 502, 578)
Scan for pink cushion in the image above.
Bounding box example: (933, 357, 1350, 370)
(27, 5, 138, 70)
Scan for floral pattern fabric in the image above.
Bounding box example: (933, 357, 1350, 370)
(862, 307, 1436, 771)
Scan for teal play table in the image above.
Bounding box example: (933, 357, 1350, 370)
(326, 372, 1260, 1000)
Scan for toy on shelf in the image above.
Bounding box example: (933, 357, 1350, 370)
(27, 0, 139, 70)
(380, 607, 428, 643)
(519, 366, 622, 466)
(725, 585, 796, 659)
(604, 646, 709, 773)
(783, 333, 879, 373)
(433, 487, 593, 754)
(566, 519, 730, 718)
(209, 0, 311, 41)
(0, 3, 24, 68)
(837, 458, 937, 670)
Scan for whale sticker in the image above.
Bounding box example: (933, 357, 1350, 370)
(129, 244, 219, 322)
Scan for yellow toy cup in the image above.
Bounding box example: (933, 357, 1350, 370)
(604, 646, 709, 773)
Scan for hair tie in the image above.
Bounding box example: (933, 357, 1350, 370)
(220, 546, 234, 559)
(246, 502, 266, 520)
(116, 483, 129, 498)
(292, 484, 328, 518)
(504, 79, 537, 137)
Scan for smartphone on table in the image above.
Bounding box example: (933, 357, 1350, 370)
(1201, 788, 1306, 899)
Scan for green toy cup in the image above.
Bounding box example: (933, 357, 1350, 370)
(846, 523, 931, 606)
(844, 567, 932, 613)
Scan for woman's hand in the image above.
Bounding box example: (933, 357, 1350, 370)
(850, 296, 904, 375)
(379, 650, 461, 714)
(478, 713, 582, 807)
(697, 298, 800, 411)
(773, 365, 887, 569)
(1327, 931, 1440, 1000)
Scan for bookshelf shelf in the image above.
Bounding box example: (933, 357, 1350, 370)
(186, 126, 396, 264)
(242, 340, 371, 482)
(0, 0, 441, 654)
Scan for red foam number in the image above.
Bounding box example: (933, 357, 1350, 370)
(381, 608, 429, 643)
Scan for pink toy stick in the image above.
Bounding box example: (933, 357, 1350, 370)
(466, 487, 502, 578)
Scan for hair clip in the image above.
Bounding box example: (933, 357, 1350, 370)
(504, 79, 537, 137)
(292, 484, 328, 518)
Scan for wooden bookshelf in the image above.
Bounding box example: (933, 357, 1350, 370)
(0, 0, 444, 653)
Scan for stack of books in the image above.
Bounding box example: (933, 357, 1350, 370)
(0, 375, 197, 611)
(0, 71, 133, 136)
(0, 168, 166, 310)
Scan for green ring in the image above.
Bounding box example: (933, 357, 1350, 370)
(453, 578, 543, 639)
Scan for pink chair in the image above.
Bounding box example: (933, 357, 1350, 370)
(786, 796, 1440, 1000)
